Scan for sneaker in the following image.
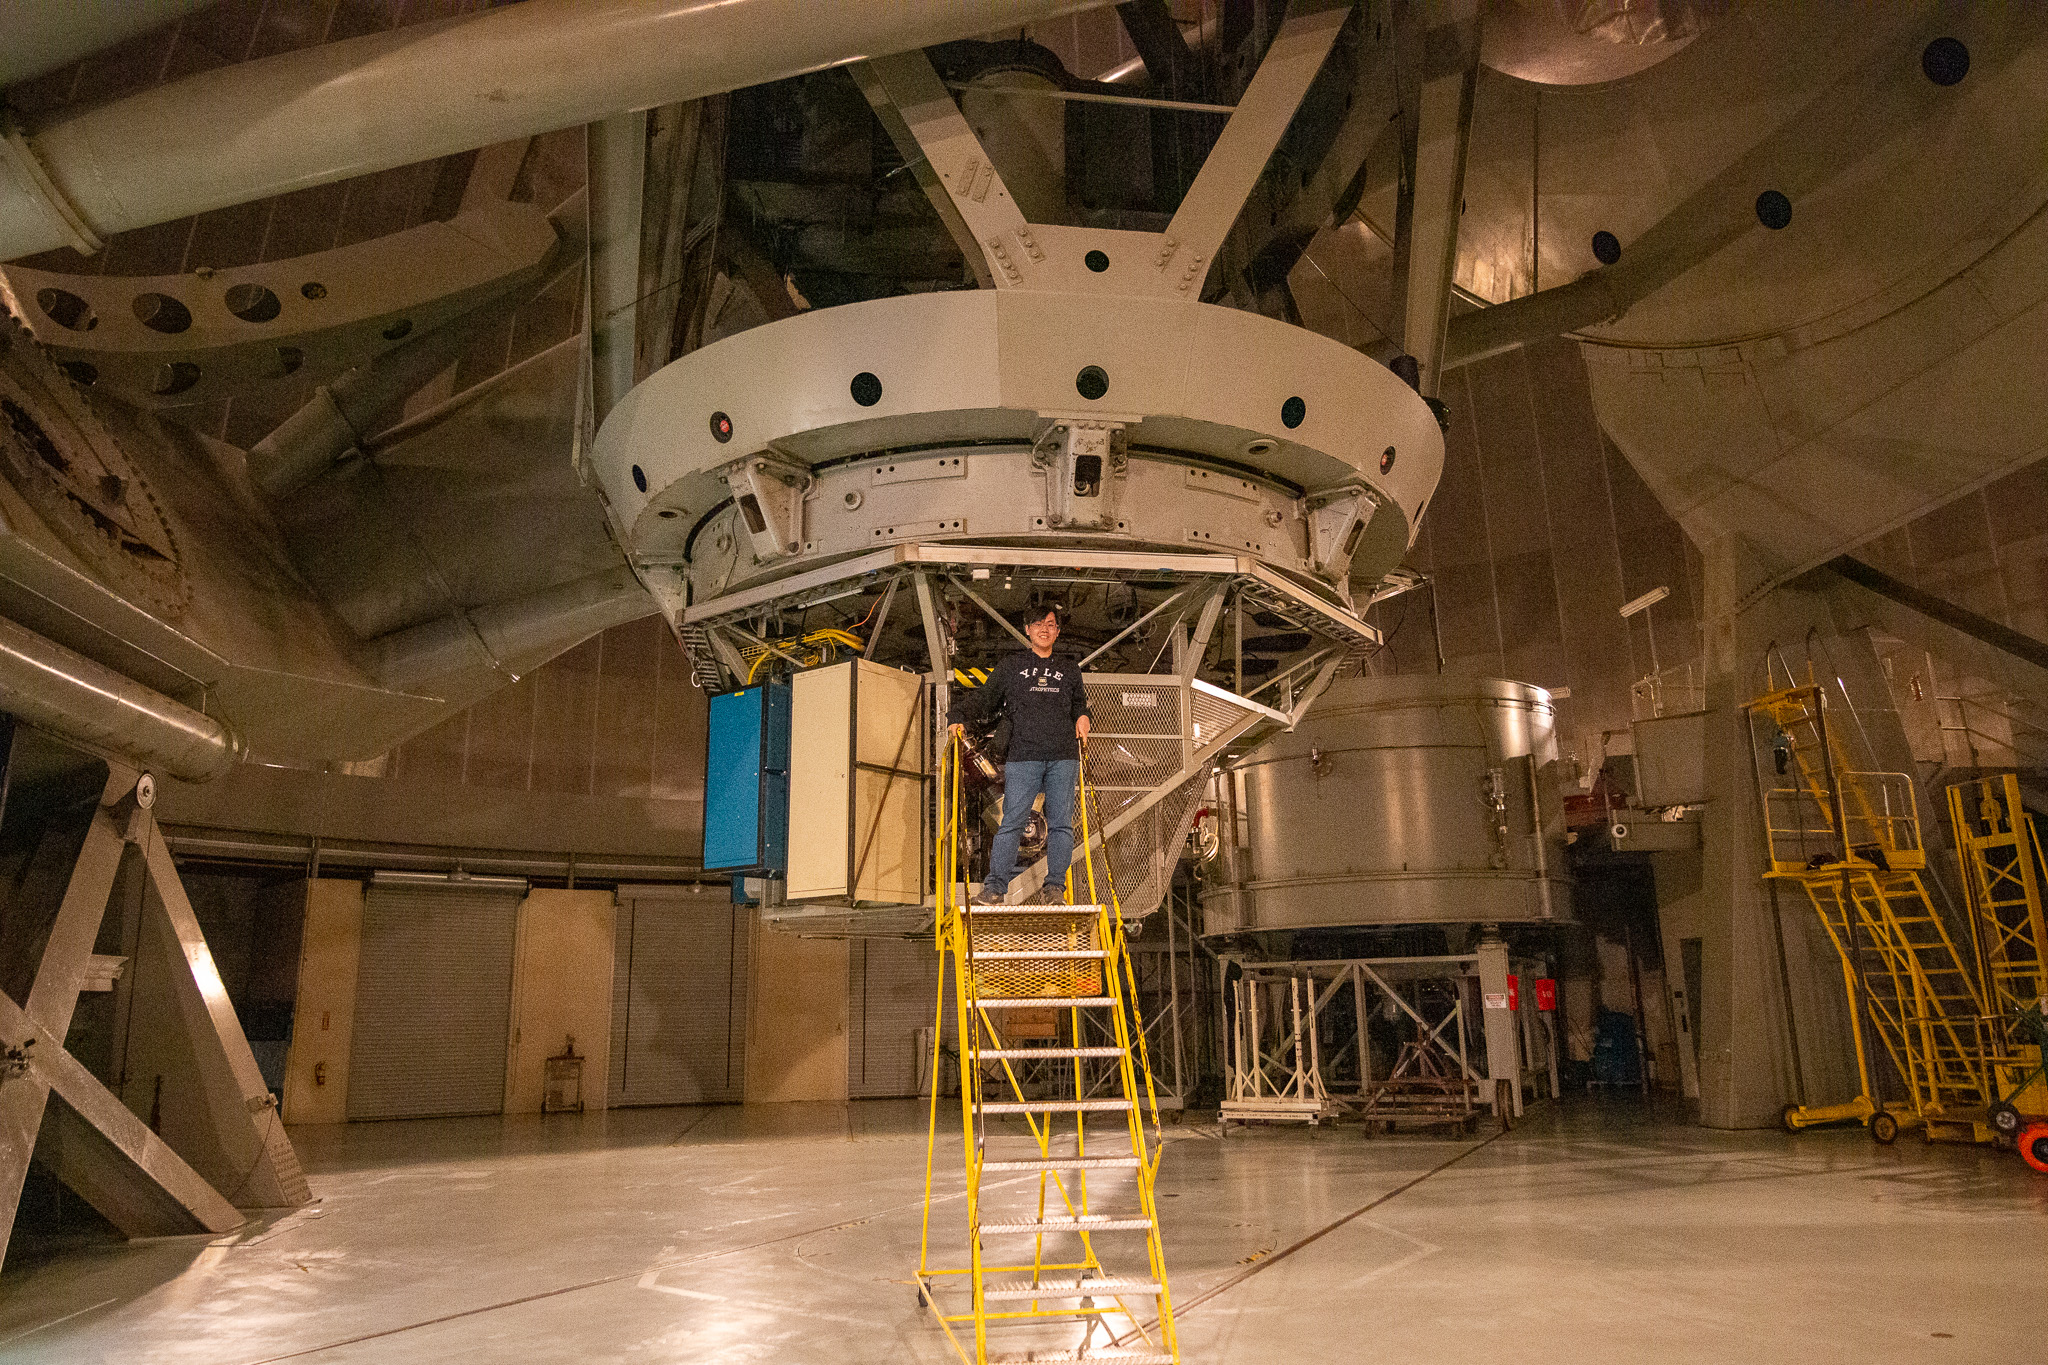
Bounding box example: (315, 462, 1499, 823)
(1032, 884, 1069, 906)
(968, 886, 1005, 907)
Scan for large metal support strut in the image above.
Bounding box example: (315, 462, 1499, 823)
(0, 728, 309, 1271)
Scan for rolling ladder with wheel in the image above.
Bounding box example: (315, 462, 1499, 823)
(1945, 774, 2048, 1146)
(918, 735, 1181, 1365)
(1748, 680, 1993, 1140)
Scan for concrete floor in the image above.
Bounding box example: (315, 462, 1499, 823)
(2, 1097, 2044, 1363)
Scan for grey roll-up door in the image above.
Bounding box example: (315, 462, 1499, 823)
(849, 936, 941, 1099)
(609, 891, 750, 1107)
(347, 885, 520, 1121)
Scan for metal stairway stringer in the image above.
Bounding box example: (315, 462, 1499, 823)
(919, 734, 1181, 1365)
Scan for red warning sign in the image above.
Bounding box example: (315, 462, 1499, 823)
(1535, 978, 1557, 1012)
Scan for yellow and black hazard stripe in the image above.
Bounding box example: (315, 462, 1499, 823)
(950, 667, 992, 688)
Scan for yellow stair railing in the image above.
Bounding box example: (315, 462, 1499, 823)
(1748, 680, 1992, 1141)
(1946, 774, 2048, 1137)
(918, 734, 1181, 1365)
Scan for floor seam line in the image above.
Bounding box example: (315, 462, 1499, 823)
(1113, 1124, 1511, 1345)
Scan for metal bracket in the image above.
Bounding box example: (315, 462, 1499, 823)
(720, 452, 812, 562)
(1043, 421, 1126, 531)
(1305, 482, 1378, 580)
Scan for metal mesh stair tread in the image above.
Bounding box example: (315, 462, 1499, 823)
(982, 1278, 1163, 1299)
(969, 905, 1106, 916)
(981, 1099, 1133, 1114)
(976, 995, 1116, 1008)
(977, 1047, 1126, 1059)
(982, 1156, 1142, 1171)
(981, 1214, 1156, 1232)
(969, 948, 1110, 960)
(988, 1352, 1174, 1364)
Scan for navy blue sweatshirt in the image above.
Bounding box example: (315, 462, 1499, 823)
(948, 649, 1092, 762)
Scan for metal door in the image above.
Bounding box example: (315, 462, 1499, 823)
(608, 891, 750, 1106)
(347, 885, 519, 1120)
(848, 935, 941, 1098)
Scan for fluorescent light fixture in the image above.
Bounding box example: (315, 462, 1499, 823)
(370, 869, 530, 892)
(1619, 586, 1669, 619)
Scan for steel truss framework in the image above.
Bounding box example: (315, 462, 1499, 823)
(0, 737, 309, 1271)
(1216, 954, 1545, 1130)
(724, 544, 1347, 935)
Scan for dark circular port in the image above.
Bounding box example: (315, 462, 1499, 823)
(1380, 446, 1397, 474)
(1591, 230, 1622, 265)
(36, 287, 96, 331)
(301, 281, 328, 300)
(631, 464, 648, 493)
(658, 509, 679, 519)
(1076, 365, 1109, 401)
(709, 411, 733, 443)
(151, 361, 201, 396)
(381, 318, 413, 341)
(1755, 190, 1792, 230)
(850, 371, 883, 406)
(1280, 396, 1306, 429)
(1922, 36, 1969, 87)
(132, 292, 193, 334)
(224, 282, 282, 323)
(1084, 249, 1110, 273)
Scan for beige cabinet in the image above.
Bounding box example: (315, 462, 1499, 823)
(786, 660, 926, 903)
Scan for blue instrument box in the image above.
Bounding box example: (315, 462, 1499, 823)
(704, 678, 790, 874)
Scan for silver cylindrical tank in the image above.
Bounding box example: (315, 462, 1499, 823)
(1201, 676, 1570, 934)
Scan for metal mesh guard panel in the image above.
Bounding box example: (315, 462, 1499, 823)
(971, 913, 1103, 998)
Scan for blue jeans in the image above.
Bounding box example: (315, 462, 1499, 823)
(984, 759, 1079, 898)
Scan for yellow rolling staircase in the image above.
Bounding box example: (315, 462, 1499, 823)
(1945, 774, 2048, 1143)
(918, 734, 1180, 1365)
(1748, 679, 1993, 1142)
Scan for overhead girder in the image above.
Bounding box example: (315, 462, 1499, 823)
(0, 0, 1108, 264)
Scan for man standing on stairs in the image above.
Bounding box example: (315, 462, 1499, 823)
(948, 603, 1092, 905)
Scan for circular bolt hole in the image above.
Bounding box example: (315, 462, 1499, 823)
(850, 371, 883, 406)
(631, 464, 648, 493)
(1281, 396, 1306, 429)
(1084, 249, 1110, 273)
(35, 287, 97, 332)
(57, 360, 98, 386)
(301, 281, 328, 300)
(657, 508, 679, 519)
(224, 282, 282, 323)
(709, 411, 733, 443)
(1591, 230, 1621, 265)
(381, 318, 413, 342)
(276, 345, 304, 376)
(843, 490, 864, 510)
(1244, 438, 1277, 458)
(1922, 36, 1969, 86)
(1755, 190, 1793, 231)
(1076, 365, 1109, 401)
(132, 292, 193, 334)
(1380, 446, 1397, 474)
(151, 361, 201, 396)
